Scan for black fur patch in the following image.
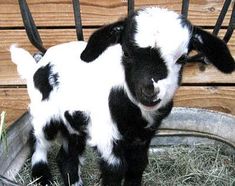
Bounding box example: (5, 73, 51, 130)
(81, 20, 126, 62)
(64, 111, 89, 132)
(33, 63, 59, 100)
(64, 111, 88, 155)
(109, 87, 163, 185)
(28, 129, 36, 156)
(32, 161, 52, 186)
(108, 87, 172, 160)
(109, 87, 155, 137)
(99, 157, 125, 186)
(177, 66, 184, 86)
(57, 134, 85, 186)
(150, 101, 173, 130)
(56, 147, 80, 186)
(191, 27, 235, 73)
(123, 138, 149, 186)
(43, 119, 63, 141)
(122, 46, 168, 105)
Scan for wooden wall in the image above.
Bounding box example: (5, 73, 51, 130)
(0, 0, 235, 127)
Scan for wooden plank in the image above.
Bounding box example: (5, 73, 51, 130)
(0, 29, 93, 85)
(0, 88, 29, 128)
(182, 63, 235, 84)
(175, 86, 235, 115)
(0, 0, 233, 27)
(1, 28, 234, 86)
(1, 86, 235, 127)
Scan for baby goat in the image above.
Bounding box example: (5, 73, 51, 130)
(11, 7, 234, 186)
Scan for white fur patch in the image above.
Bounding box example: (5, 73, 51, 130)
(87, 111, 121, 166)
(154, 63, 182, 108)
(10, 45, 37, 79)
(31, 128, 51, 166)
(135, 7, 191, 62)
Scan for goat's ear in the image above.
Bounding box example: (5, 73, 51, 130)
(81, 20, 126, 62)
(190, 26, 235, 73)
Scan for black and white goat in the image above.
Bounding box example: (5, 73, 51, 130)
(10, 7, 234, 186)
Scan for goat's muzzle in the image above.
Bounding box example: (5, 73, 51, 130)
(138, 85, 161, 107)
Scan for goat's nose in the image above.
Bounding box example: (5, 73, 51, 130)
(142, 86, 159, 100)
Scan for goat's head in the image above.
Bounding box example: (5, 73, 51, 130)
(81, 7, 235, 111)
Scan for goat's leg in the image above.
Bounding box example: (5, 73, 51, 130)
(31, 117, 62, 185)
(56, 134, 86, 186)
(99, 141, 126, 186)
(57, 111, 88, 186)
(31, 129, 52, 185)
(123, 140, 150, 186)
(99, 159, 125, 186)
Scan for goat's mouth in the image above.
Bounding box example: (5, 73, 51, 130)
(140, 98, 161, 108)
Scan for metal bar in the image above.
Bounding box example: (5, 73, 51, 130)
(157, 130, 235, 149)
(213, 0, 232, 36)
(128, 0, 135, 16)
(180, 0, 204, 63)
(72, 0, 84, 41)
(223, 1, 235, 43)
(181, 0, 189, 18)
(18, 0, 47, 53)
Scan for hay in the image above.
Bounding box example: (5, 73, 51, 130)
(15, 144, 101, 186)
(15, 144, 235, 186)
(144, 145, 235, 186)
